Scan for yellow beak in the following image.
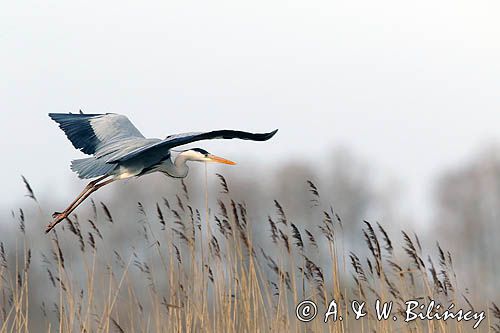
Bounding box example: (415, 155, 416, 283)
(207, 154, 237, 165)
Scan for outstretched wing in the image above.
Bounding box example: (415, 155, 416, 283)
(106, 129, 278, 163)
(49, 113, 145, 155)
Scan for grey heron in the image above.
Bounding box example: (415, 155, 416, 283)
(46, 113, 278, 233)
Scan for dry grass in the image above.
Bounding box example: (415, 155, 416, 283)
(0, 176, 498, 332)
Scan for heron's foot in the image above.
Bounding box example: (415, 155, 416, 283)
(46, 213, 68, 233)
(52, 212, 67, 221)
(52, 211, 63, 218)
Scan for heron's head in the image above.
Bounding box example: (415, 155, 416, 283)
(179, 148, 236, 165)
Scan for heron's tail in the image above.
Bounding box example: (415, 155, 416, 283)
(71, 158, 116, 179)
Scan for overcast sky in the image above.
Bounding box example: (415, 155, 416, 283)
(1, 0, 499, 226)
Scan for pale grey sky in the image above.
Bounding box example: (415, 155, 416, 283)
(1, 0, 499, 226)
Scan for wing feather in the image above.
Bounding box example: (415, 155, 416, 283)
(49, 113, 144, 155)
(106, 129, 278, 163)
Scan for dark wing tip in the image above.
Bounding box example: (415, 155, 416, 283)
(260, 129, 278, 141)
(48, 113, 72, 124)
(240, 129, 278, 141)
(49, 112, 107, 118)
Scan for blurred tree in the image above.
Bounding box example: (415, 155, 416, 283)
(270, 148, 390, 252)
(328, 149, 376, 243)
(435, 146, 500, 295)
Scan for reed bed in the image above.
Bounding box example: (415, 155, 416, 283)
(0, 176, 498, 332)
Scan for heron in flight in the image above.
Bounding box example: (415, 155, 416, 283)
(46, 113, 277, 233)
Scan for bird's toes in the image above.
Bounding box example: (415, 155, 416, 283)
(52, 211, 62, 218)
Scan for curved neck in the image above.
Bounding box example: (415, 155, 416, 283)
(153, 153, 190, 178)
(159, 152, 189, 178)
(163, 153, 187, 178)
(157, 151, 203, 178)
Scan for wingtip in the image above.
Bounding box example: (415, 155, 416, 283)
(48, 113, 67, 121)
(48, 113, 62, 122)
(267, 129, 278, 139)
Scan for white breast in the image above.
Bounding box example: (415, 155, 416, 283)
(113, 165, 144, 180)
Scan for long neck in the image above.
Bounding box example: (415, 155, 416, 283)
(154, 153, 189, 178)
(168, 152, 190, 178)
